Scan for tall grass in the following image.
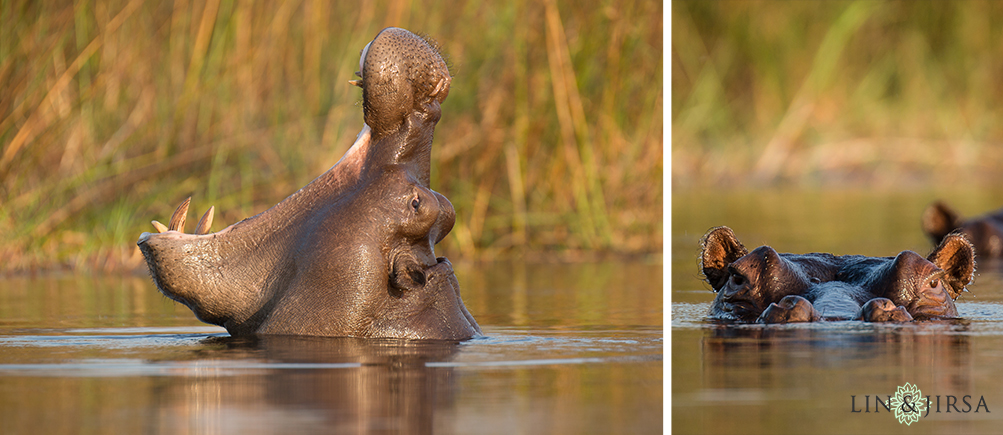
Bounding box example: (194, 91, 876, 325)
(673, 0, 1003, 189)
(0, 0, 663, 272)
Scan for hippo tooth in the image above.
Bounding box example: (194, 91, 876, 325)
(195, 206, 215, 235)
(168, 197, 191, 232)
(431, 77, 448, 98)
(151, 220, 169, 233)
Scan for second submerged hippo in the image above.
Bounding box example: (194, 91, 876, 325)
(923, 200, 1003, 258)
(700, 226, 975, 323)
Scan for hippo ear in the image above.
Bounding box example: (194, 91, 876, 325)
(922, 201, 962, 245)
(926, 232, 976, 300)
(700, 226, 749, 291)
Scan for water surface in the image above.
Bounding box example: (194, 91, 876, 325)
(0, 262, 663, 434)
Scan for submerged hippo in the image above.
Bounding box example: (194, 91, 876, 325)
(699, 226, 974, 323)
(137, 28, 481, 340)
(923, 200, 1003, 258)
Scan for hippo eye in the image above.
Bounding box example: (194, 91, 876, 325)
(411, 197, 420, 211)
(730, 273, 745, 286)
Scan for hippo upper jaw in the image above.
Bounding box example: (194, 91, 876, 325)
(360, 28, 451, 141)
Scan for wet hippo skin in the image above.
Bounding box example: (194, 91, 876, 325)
(700, 226, 974, 324)
(923, 200, 1003, 258)
(137, 28, 481, 340)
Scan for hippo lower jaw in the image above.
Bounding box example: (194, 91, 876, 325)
(137, 225, 287, 329)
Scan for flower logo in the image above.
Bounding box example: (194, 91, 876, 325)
(889, 382, 927, 425)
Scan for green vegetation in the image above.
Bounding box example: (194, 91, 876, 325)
(673, 0, 1003, 189)
(0, 0, 662, 272)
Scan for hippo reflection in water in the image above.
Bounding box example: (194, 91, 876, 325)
(137, 28, 481, 340)
(699, 226, 975, 323)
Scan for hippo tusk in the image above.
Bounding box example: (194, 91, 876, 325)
(195, 206, 215, 235)
(168, 197, 191, 232)
(151, 220, 169, 233)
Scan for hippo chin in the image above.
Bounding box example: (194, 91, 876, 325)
(137, 28, 481, 340)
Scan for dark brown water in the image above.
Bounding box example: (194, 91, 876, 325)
(672, 189, 1003, 434)
(0, 262, 663, 434)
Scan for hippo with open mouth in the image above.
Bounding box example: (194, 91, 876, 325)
(137, 28, 481, 340)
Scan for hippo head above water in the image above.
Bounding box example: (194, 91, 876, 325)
(699, 226, 975, 323)
(137, 28, 481, 340)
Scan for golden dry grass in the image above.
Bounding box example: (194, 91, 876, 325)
(0, 0, 663, 272)
(673, 0, 1003, 189)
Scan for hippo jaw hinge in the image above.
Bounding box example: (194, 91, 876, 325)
(408, 268, 427, 286)
(389, 254, 430, 296)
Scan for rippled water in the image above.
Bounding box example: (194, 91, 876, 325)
(672, 189, 1003, 434)
(0, 262, 663, 435)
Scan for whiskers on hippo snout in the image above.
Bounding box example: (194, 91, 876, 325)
(150, 196, 215, 235)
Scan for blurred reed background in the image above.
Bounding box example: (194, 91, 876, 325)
(673, 0, 1003, 189)
(0, 0, 663, 272)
